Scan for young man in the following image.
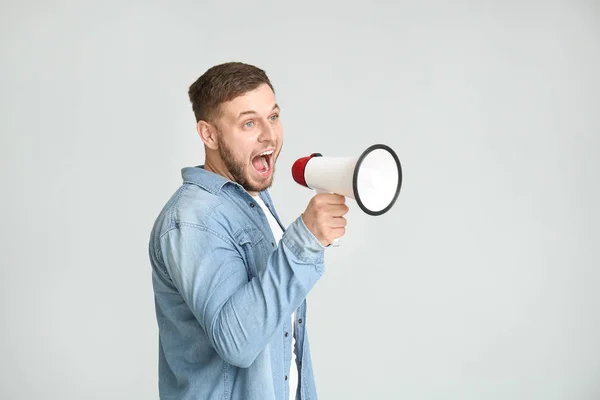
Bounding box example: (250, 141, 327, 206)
(148, 62, 349, 400)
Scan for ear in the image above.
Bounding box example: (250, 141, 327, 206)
(197, 120, 218, 150)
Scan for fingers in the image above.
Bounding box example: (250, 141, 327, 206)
(327, 203, 349, 217)
(329, 227, 346, 243)
(311, 195, 349, 215)
(330, 216, 347, 228)
(304, 193, 349, 246)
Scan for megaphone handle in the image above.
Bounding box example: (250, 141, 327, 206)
(314, 188, 341, 248)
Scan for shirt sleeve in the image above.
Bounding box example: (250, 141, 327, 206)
(160, 214, 326, 368)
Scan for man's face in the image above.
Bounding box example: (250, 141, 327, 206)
(213, 83, 283, 193)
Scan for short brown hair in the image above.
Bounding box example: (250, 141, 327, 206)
(188, 62, 275, 123)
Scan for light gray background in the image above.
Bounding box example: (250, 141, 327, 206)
(1, 0, 599, 399)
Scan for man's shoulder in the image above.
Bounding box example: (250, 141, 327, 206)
(152, 183, 240, 238)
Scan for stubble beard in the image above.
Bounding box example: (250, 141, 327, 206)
(217, 135, 277, 193)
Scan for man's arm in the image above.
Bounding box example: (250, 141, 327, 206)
(161, 214, 326, 368)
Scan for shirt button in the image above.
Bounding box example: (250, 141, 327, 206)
(285, 375, 288, 381)
(285, 331, 288, 337)
(298, 318, 302, 324)
(250, 203, 255, 208)
(271, 242, 275, 247)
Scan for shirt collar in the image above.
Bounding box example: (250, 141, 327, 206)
(181, 166, 274, 200)
(181, 165, 240, 194)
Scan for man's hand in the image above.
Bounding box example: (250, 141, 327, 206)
(301, 193, 349, 247)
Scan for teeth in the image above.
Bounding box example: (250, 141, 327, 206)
(259, 150, 274, 156)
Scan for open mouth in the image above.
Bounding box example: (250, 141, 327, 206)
(252, 150, 274, 176)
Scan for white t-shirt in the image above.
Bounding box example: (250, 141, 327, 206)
(253, 194, 298, 400)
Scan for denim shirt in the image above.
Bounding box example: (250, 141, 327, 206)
(148, 166, 326, 400)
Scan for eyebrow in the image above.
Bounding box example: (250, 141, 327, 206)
(237, 104, 280, 119)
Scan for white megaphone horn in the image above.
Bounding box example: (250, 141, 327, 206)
(292, 144, 402, 245)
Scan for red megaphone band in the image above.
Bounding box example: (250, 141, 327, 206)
(291, 153, 322, 188)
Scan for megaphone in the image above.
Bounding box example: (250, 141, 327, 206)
(292, 143, 402, 218)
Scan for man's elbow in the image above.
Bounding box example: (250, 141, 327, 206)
(218, 347, 258, 369)
(211, 329, 259, 368)
(209, 309, 262, 368)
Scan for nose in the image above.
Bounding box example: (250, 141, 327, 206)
(259, 119, 277, 143)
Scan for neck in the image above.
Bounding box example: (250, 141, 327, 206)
(203, 152, 229, 179)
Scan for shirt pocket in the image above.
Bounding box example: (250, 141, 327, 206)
(234, 227, 268, 280)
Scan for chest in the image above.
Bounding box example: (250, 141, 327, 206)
(230, 198, 284, 280)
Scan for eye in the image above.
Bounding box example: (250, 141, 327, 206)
(269, 114, 279, 122)
(244, 121, 254, 129)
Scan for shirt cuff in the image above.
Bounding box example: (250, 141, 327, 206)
(281, 215, 326, 265)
